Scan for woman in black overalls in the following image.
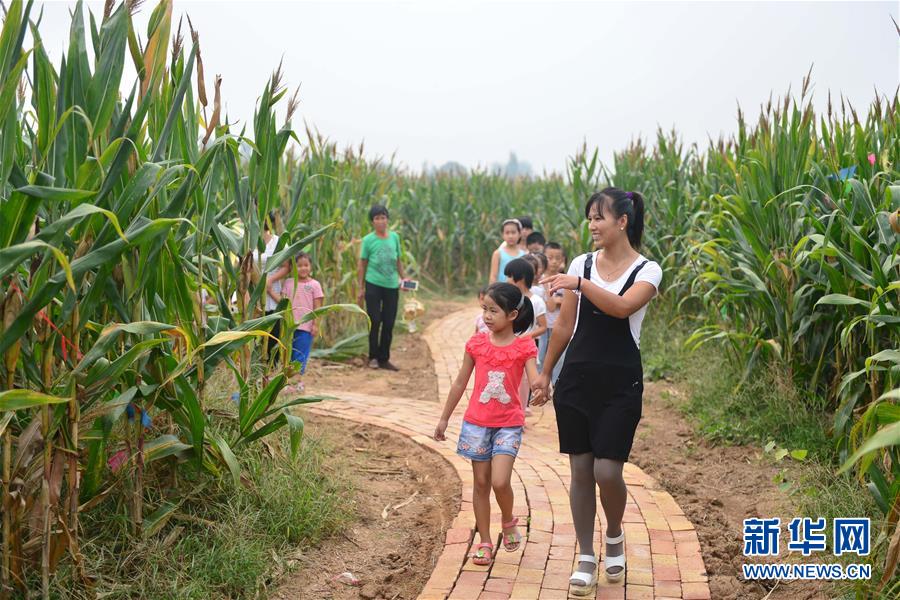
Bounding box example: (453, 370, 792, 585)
(534, 188, 661, 596)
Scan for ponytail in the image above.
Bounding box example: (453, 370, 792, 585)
(512, 295, 534, 335)
(628, 191, 645, 249)
(485, 282, 535, 335)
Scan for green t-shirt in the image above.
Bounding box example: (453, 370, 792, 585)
(361, 231, 401, 289)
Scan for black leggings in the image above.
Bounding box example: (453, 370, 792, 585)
(365, 282, 399, 363)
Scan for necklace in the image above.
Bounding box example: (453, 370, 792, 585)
(598, 253, 635, 280)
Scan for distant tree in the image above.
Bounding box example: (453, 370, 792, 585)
(498, 152, 533, 178)
(437, 160, 468, 176)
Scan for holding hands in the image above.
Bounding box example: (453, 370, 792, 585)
(530, 373, 552, 407)
(433, 374, 552, 441)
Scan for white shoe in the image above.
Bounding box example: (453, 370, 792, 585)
(569, 553, 597, 596)
(604, 531, 626, 582)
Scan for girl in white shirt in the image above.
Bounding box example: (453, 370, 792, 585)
(504, 258, 547, 414)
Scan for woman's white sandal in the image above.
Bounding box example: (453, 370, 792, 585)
(568, 553, 598, 596)
(604, 531, 626, 582)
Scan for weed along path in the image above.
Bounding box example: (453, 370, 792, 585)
(302, 306, 710, 600)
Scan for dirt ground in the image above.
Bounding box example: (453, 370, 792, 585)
(275, 297, 464, 600)
(302, 297, 463, 404)
(631, 382, 830, 600)
(274, 415, 460, 600)
(284, 299, 833, 599)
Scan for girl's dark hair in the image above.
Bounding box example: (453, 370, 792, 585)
(369, 204, 389, 221)
(532, 252, 548, 270)
(584, 187, 645, 249)
(504, 257, 534, 288)
(485, 282, 534, 335)
(294, 251, 312, 264)
(517, 216, 534, 230)
(263, 211, 276, 232)
(500, 218, 522, 232)
(477, 286, 488, 297)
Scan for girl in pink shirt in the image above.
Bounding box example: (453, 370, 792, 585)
(434, 282, 542, 566)
(267, 252, 324, 393)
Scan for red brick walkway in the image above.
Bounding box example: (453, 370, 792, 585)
(308, 307, 709, 599)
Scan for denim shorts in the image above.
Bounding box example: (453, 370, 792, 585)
(456, 420, 523, 462)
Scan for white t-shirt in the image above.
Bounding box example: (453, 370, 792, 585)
(567, 253, 662, 348)
(530, 285, 546, 303)
(542, 285, 563, 329)
(253, 234, 282, 311)
(523, 293, 547, 336)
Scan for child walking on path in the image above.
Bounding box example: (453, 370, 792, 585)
(504, 258, 547, 413)
(268, 251, 324, 393)
(434, 283, 542, 566)
(524, 253, 548, 366)
(489, 219, 526, 283)
(541, 242, 567, 381)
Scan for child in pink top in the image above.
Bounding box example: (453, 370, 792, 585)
(434, 282, 542, 566)
(267, 252, 324, 393)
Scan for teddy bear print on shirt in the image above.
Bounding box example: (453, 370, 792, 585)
(479, 371, 511, 404)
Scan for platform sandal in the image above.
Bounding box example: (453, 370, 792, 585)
(501, 517, 522, 552)
(470, 542, 493, 566)
(604, 530, 626, 582)
(568, 553, 597, 596)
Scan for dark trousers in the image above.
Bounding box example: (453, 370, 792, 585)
(365, 281, 399, 363)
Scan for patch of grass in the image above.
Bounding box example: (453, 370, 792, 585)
(642, 299, 831, 460)
(793, 461, 884, 598)
(643, 301, 898, 598)
(50, 405, 352, 599)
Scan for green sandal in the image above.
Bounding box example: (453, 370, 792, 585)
(470, 542, 494, 566)
(502, 517, 522, 551)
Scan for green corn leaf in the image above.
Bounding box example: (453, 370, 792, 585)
(143, 501, 179, 537)
(0, 390, 70, 411)
(144, 435, 192, 464)
(838, 422, 900, 475)
(209, 433, 241, 487)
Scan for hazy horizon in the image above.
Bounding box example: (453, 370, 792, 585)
(33, 0, 900, 174)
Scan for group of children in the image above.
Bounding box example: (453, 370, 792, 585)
(435, 215, 568, 565)
(480, 217, 568, 406)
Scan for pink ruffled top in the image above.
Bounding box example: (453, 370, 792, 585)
(463, 332, 537, 428)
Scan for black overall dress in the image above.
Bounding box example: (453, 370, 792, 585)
(553, 253, 648, 461)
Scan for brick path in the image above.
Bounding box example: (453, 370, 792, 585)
(308, 307, 709, 599)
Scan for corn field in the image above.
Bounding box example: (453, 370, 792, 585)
(281, 77, 899, 589)
(0, 0, 367, 595)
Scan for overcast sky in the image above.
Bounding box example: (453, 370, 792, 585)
(34, 0, 900, 174)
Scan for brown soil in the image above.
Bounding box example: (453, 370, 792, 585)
(275, 296, 465, 599)
(302, 297, 464, 404)
(274, 415, 460, 600)
(631, 381, 831, 600)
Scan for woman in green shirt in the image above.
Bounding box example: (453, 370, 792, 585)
(357, 204, 406, 370)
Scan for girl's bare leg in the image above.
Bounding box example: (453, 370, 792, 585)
(472, 460, 493, 543)
(490, 454, 516, 527)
